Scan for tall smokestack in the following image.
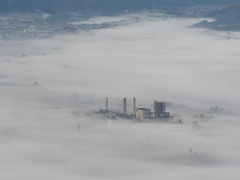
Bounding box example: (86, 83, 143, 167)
(123, 98, 127, 115)
(106, 98, 108, 111)
(133, 98, 136, 118)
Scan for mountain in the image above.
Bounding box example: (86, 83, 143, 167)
(193, 5, 240, 31)
(207, 4, 240, 19)
(0, 0, 239, 13)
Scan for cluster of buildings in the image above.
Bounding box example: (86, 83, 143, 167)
(0, 13, 82, 40)
(94, 98, 173, 121)
(0, 13, 129, 41)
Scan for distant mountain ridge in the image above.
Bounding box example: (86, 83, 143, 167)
(207, 4, 240, 19)
(193, 5, 240, 31)
(0, 0, 239, 13)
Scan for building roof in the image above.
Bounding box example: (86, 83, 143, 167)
(137, 108, 151, 111)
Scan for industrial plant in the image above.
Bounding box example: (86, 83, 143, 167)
(94, 98, 174, 121)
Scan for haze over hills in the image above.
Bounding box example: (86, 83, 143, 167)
(193, 5, 240, 31)
(1, 0, 240, 179)
(207, 4, 240, 19)
(1, 13, 240, 179)
(0, 0, 239, 13)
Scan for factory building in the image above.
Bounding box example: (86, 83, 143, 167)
(154, 101, 173, 120)
(136, 108, 152, 119)
(94, 98, 134, 119)
(94, 98, 173, 121)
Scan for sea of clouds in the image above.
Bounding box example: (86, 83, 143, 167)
(0, 13, 240, 179)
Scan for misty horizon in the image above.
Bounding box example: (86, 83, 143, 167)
(1, 12, 240, 179)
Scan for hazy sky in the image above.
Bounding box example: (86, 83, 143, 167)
(0, 13, 240, 179)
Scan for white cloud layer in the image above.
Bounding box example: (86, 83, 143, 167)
(0, 13, 240, 179)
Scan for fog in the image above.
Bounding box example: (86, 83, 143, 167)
(0, 13, 240, 179)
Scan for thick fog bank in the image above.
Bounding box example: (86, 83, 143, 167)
(0, 13, 240, 179)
